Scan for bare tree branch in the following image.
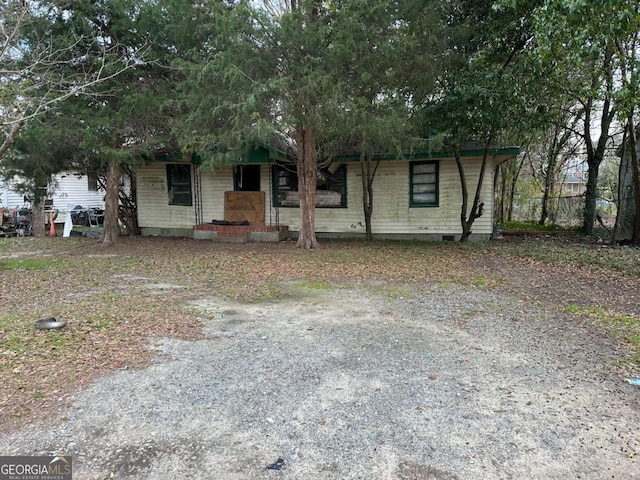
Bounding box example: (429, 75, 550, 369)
(0, 120, 25, 159)
(0, 0, 148, 156)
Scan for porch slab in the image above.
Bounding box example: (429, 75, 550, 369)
(193, 224, 288, 243)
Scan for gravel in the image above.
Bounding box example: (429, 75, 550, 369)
(1, 283, 639, 479)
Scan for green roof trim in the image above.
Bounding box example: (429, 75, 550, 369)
(333, 146, 520, 162)
(152, 150, 184, 163)
(246, 148, 270, 163)
(151, 150, 203, 164)
(152, 147, 271, 164)
(152, 145, 519, 165)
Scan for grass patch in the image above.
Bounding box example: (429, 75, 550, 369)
(0, 281, 204, 429)
(82, 314, 116, 329)
(0, 257, 66, 271)
(627, 335, 640, 347)
(292, 279, 333, 291)
(1, 235, 638, 430)
(255, 282, 284, 301)
(324, 250, 353, 262)
(500, 221, 567, 233)
(473, 277, 487, 288)
(493, 241, 640, 277)
(366, 283, 414, 299)
(3, 327, 74, 373)
(566, 304, 586, 314)
(565, 304, 640, 355)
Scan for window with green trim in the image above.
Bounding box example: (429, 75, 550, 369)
(166, 164, 192, 206)
(410, 161, 439, 207)
(272, 164, 347, 208)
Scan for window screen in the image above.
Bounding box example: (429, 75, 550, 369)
(410, 161, 439, 207)
(166, 164, 192, 206)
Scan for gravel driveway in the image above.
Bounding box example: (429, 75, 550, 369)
(1, 282, 639, 479)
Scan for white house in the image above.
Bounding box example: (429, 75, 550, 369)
(135, 145, 519, 242)
(0, 172, 105, 213)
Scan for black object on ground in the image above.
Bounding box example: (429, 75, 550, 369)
(266, 457, 285, 470)
(211, 220, 250, 226)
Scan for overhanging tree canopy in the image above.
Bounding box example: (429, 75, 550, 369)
(4, 0, 195, 242)
(0, 0, 142, 159)
(174, 0, 446, 248)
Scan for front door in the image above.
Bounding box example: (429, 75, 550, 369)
(234, 165, 261, 191)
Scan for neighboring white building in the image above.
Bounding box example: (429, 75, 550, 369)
(0, 172, 105, 213)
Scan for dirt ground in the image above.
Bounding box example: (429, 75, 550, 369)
(0, 236, 639, 479)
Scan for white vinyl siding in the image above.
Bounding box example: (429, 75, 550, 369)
(137, 156, 495, 238)
(53, 173, 106, 211)
(137, 163, 195, 229)
(1, 173, 105, 212)
(270, 157, 493, 236)
(199, 165, 234, 223)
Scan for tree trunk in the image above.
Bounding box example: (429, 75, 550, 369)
(582, 53, 615, 235)
(119, 165, 140, 235)
(613, 128, 637, 243)
(628, 118, 640, 244)
(456, 137, 490, 242)
(361, 156, 372, 240)
(32, 198, 46, 237)
(538, 123, 575, 226)
(551, 189, 562, 225)
(360, 154, 379, 241)
(102, 159, 121, 245)
(454, 144, 471, 241)
(506, 156, 524, 222)
(539, 156, 557, 226)
(295, 124, 319, 249)
(539, 178, 551, 225)
(611, 128, 627, 245)
(496, 164, 505, 224)
(582, 160, 600, 235)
